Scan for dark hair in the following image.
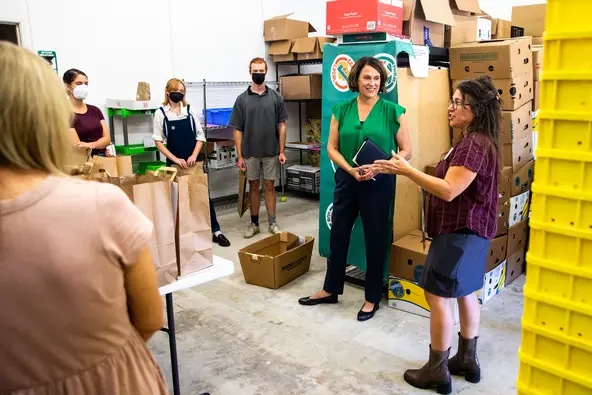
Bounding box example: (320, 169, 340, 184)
(348, 56, 387, 93)
(456, 76, 502, 157)
(62, 68, 87, 84)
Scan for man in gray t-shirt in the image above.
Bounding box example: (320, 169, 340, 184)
(229, 57, 288, 239)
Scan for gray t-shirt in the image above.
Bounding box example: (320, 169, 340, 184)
(229, 86, 288, 159)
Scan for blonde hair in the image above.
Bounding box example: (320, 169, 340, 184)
(162, 78, 187, 107)
(0, 42, 73, 174)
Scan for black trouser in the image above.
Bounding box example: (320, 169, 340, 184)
(210, 197, 220, 233)
(323, 168, 395, 303)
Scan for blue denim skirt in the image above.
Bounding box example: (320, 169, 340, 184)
(420, 231, 490, 298)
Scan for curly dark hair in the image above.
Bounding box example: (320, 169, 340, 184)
(347, 56, 388, 93)
(456, 76, 502, 157)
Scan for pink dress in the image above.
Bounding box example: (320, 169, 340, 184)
(0, 176, 169, 395)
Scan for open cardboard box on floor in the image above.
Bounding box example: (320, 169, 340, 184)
(238, 232, 314, 289)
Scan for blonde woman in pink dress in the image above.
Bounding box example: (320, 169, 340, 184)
(0, 42, 169, 395)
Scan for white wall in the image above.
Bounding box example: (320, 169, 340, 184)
(479, 0, 547, 21)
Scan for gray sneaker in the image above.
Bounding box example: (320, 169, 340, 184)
(268, 223, 281, 234)
(244, 223, 260, 239)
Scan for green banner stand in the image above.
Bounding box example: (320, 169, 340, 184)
(318, 40, 414, 278)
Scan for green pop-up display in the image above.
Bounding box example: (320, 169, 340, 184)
(318, 40, 413, 277)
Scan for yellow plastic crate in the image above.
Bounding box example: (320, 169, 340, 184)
(545, 0, 592, 35)
(517, 255, 592, 394)
(542, 36, 592, 75)
(540, 77, 592, 115)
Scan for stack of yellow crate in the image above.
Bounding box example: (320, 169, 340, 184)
(517, 1, 592, 394)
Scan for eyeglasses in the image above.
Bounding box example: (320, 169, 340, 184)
(449, 100, 467, 110)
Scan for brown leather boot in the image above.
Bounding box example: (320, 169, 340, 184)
(448, 332, 481, 383)
(404, 346, 452, 394)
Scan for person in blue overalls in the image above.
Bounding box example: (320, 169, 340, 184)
(153, 78, 230, 247)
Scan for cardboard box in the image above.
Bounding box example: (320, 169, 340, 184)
(532, 46, 543, 81)
(335, 31, 403, 44)
(509, 191, 530, 228)
(532, 36, 543, 46)
(238, 232, 314, 289)
(505, 248, 525, 286)
(449, 0, 483, 16)
(487, 235, 508, 272)
(507, 219, 528, 257)
(477, 260, 506, 304)
(494, 74, 534, 111)
(532, 81, 540, 112)
(445, 15, 491, 47)
(292, 36, 336, 61)
(388, 277, 460, 324)
(498, 166, 513, 206)
(449, 36, 533, 80)
(402, 0, 456, 47)
(491, 19, 512, 39)
(503, 133, 533, 173)
(264, 14, 315, 42)
(268, 40, 296, 62)
(280, 74, 322, 100)
(390, 230, 430, 281)
(501, 102, 532, 144)
(511, 159, 534, 196)
(496, 203, 510, 237)
(286, 164, 320, 194)
(511, 4, 547, 37)
(326, 0, 404, 36)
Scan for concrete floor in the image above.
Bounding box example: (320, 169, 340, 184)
(148, 195, 525, 395)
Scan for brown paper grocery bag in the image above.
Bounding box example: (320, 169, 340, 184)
(136, 82, 151, 101)
(170, 164, 214, 277)
(238, 169, 250, 218)
(66, 146, 91, 168)
(92, 156, 119, 176)
(119, 172, 178, 287)
(116, 155, 133, 176)
(91, 155, 133, 177)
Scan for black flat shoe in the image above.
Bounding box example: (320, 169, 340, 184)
(298, 294, 338, 306)
(357, 302, 379, 321)
(213, 233, 231, 247)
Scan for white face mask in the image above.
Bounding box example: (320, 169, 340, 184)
(72, 84, 89, 100)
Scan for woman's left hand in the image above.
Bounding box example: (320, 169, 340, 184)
(372, 151, 414, 176)
(77, 142, 92, 149)
(187, 154, 198, 166)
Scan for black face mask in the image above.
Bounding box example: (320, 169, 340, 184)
(169, 92, 184, 103)
(252, 73, 265, 85)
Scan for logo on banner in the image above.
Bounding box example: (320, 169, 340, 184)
(325, 203, 334, 230)
(374, 53, 397, 93)
(331, 54, 355, 92)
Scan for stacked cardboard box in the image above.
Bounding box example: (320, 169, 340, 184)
(265, 14, 335, 63)
(445, 0, 491, 48)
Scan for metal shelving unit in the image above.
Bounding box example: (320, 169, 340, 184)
(275, 59, 323, 166)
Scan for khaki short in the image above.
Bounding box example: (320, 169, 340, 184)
(245, 156, 279, 181)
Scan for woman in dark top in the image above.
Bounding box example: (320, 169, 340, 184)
(372, 76, 501, 394)
(63, 68, 111, 156)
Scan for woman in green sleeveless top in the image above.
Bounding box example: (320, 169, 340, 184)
(299, 56, 412, 321)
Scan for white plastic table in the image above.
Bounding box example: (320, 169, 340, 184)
(159, 256, 234, 395)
